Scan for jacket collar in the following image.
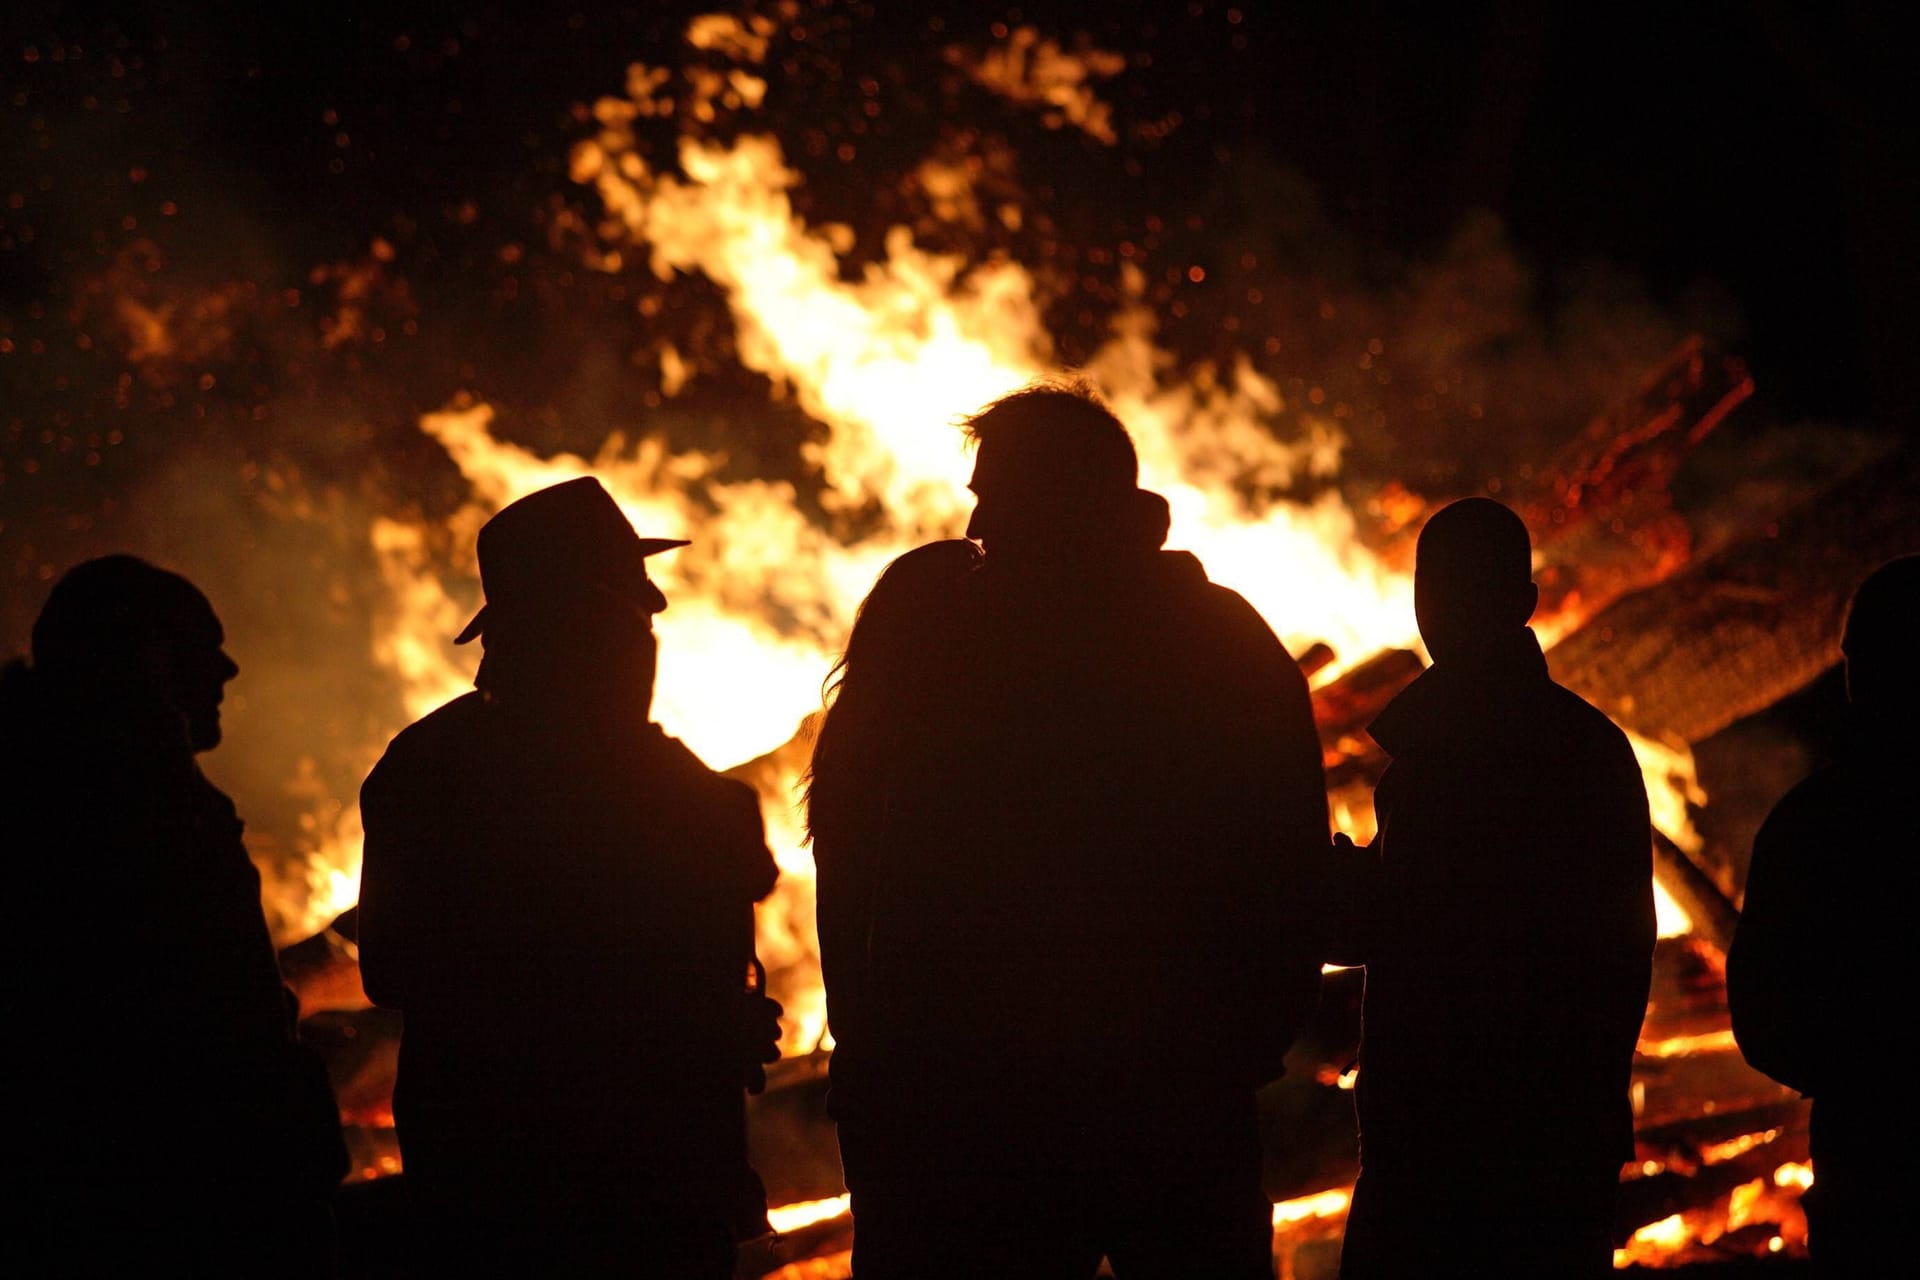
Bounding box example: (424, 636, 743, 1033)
(977, 547, 1209, 600)
(1369, 627, 1550, 758)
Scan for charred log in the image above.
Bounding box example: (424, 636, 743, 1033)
(1311, 648, 1423, 783)
(1521, 337, 1754, 628)
(1616, 1121, 1810, 1251)
(1547, 447, 1920, 746)
(1651, 831, 1740, 953)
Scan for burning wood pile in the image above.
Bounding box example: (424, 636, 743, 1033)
(279, 330, 1915, 1278)
(722, 342, 1916, 1280)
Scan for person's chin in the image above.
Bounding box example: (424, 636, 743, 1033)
(189, 713, 223, 753)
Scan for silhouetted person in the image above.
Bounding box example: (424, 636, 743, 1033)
(357, 478, 779, 1278)
(0, 555, 347, 1277)
(1729, 555, 1920, 1277)
(806, 537, 983, 1060)
(1332, 499, 1653, 1280)
(809, 383, 1328, 1279)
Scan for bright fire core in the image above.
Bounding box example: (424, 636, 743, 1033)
(290, 13, 1705, 1060)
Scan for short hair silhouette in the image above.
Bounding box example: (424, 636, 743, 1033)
(961, 382, 1155, 560)
(1416, 497, 1532, 589)
(962, 381, 1138, 498)
(32, 554, 220, 680)
(1840, 554, 1920, 711)
(1414, 498, 1538, 656)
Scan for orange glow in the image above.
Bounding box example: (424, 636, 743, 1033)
(1611, 1163, 1812, 1267)
(269, 9, 1710, 1054)
(1271, 1188, 1352, 1227)
(1699, 1129, 1781, 1165)
(1774, 1161, 1814, 1191)
(766, 1195, 853, 1235)
(760, 1250, 854, 1280)
(1636, 1028, 1739, 1059)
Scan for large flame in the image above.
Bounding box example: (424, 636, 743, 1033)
(290, 13, 1708, 1051)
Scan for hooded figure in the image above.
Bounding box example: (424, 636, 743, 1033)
(356, 478, 779, 1278)
(810, 384, 1328, 1279)
(1333, 499, 1654, 1280)
(0, 556, 346, 1277)
(1729, 555, 1920, 1277)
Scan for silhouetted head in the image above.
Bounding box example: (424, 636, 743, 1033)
(31, 555, 238, 752)
(809, 538, 980, 839)
(1413, 498, 1539, 663)
(459, 477, 684, 709)
(827, 539, 980, 704)
(962, 382, 1162, 568)
(1841, 555, 1920, 724)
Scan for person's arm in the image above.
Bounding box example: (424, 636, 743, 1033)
(1216, 589, 1330, 1073)
(713, 774, 783, 1087)
(1316, 830, 1381, 968)
(804, 698, 884, 1053)
(1727, 791, 1832, 1097)
(1596, 746, 1657, 1084)
(354, 750, 421, 1010)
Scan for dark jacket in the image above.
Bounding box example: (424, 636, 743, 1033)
(0, 664, 345, 1198)
(1728, 727, 1909, 1181)
(357, 690, 776, 1229)
(1346, 629, 1653, 1177)
(816, 548, 1327, 1140)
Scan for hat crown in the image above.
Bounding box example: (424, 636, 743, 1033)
(455, 478, 686, 644)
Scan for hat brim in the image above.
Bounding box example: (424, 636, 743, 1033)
(453, 605, 488, 646)
(451, 538, 689, 644)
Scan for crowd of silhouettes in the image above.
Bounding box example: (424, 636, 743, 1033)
(1, 379, 1904, 1278)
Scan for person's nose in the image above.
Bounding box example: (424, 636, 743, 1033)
(965, 498, 986, 541)
(217, 650, 240, 684)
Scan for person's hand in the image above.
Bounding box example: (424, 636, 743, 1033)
(742, 991, 784, 1094)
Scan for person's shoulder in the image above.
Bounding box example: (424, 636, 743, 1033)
(366, 693, 486, 786)
(1166, 557, 1276, 637)
(658, 734, 777, 894)
(1757, 764, 1852, 843)
(393, 692, 487, 746)
(1544, 680, 1635, 757)
(655, 732, 761, 802)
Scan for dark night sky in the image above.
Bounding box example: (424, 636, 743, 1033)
(6, 0, 1913, 424)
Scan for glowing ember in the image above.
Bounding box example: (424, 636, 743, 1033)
(1617, 1213, 1690, 1268)
(761, 1251, 854, 1280)
(1611, 1161, 1812, 1268)
(1774, 1161, 1814, 1191)
(1699, 1128, 1782, 1165)
(1271, 1188, 1352, 1228)
(1636, 1028, 1740, 1060)
(766, 1194, 853, 1235)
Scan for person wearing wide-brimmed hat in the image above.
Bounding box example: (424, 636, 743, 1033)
(357, 478, 780, 1278)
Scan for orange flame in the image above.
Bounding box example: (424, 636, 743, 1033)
(281, 11, 1709, 1032)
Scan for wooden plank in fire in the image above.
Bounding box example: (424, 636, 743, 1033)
(1521, 336, 1754, 626)
(1547, 446, 1920, 747)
